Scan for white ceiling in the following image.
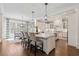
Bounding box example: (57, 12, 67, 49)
(0, 3, 79, 19)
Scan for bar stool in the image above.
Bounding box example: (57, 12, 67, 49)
(29, 33, 43, 56)
(19, 32, 27, 48)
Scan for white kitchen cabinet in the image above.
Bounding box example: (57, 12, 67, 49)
(57, 31, 67, 40)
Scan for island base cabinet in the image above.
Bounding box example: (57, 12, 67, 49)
(42, 36, 55, 54)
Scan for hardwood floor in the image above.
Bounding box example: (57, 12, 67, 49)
(55, 39, 67, 56)
(0, 39, 79, 56)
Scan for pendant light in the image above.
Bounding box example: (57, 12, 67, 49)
(32, 10, 35, 22)
(32, 10, 38, 32)
(32, 10, 37, 26)
(44, 3, 48, 21)
(20, 16, 24, 27)
(44, 3, 50, 24)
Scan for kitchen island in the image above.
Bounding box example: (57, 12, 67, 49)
(35, 32, 56, 54)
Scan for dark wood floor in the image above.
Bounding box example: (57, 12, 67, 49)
(0, 39, 79, 56)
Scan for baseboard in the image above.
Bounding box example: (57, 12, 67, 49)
(68, 44, 76, 48)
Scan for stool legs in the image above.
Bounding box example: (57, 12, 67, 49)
(35, 42, 37, 56)
(42, 42, 43, 53)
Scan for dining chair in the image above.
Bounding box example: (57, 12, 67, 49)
(28, 33, 43, 56)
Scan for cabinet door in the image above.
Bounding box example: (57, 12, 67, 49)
(42, 39, 47, 53)
(57, 32, 63, 39)
(47, 37, 55, 53)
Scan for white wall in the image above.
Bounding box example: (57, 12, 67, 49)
(68, 12, 78, 47)
(0, 16, 2, 38)
(76, 8, 79, 49)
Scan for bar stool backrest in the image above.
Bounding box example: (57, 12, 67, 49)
(29, 33, 36, 41)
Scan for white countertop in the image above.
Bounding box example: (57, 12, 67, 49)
(35, 32, 55, 39)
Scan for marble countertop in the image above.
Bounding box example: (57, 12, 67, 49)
(35, 32, 55, 39)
